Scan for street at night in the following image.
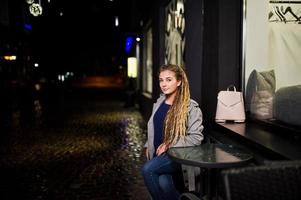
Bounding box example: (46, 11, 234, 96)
(0, 81, 149, 200)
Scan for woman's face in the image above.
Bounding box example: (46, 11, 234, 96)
(159, 70, 181, 96)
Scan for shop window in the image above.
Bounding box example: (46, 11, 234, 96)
(165, 0, 186, 66)
(142, 27, 153, 98)
(243, 0, 301, 128)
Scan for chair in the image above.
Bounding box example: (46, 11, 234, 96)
(221, 160, 301, 200)
(179, 192, 201, 200)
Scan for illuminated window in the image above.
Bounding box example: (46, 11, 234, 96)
(127, 57, 137, 78)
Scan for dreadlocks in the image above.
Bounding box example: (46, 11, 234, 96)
(159, 64, 190, 146)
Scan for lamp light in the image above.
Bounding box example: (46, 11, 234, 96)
(26, 0, 34, 4)
(29, 3, 42, 16)
(125, 36, 134, 53)
(4, 55, 17, 61)
(127, 57, 137, 78)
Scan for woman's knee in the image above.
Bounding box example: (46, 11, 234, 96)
(142, 161, 152, 177)
(158, 175, 173, 192)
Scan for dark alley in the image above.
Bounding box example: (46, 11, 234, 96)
(0, 83, 149, 200)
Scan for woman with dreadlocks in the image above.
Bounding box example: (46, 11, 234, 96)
(142, 64, 204, 200)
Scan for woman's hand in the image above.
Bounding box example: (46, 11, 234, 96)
(156, 143, 168, 156)
(145, 147, 149, 160)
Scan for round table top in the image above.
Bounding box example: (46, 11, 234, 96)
(167, 143, 253, 168)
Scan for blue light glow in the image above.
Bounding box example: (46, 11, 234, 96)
(125, 36, 134, 53)
(24, 23, 32, 31)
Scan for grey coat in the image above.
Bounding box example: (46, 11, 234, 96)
(144, 95, 204, 191)
(145, 95, 204, 158)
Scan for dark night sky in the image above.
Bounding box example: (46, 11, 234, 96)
(23, 0, 152, 76)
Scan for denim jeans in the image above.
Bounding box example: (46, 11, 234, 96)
(142, 153, 185, 200)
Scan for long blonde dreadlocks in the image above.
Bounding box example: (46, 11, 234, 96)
(160, 64, 190, 147)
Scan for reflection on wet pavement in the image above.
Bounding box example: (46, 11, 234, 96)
(0, 88, 149, 200)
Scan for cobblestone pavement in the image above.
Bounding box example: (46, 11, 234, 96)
(0, 88, 150, 200)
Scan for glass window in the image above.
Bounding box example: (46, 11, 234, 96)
(165, 0, 186, 66)
(142, 28, 153, 97)
(243, 0, 301, 127)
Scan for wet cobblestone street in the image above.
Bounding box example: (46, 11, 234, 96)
(0, 88, 150, 200)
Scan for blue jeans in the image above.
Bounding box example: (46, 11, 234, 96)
(142, 153, 185, 200)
